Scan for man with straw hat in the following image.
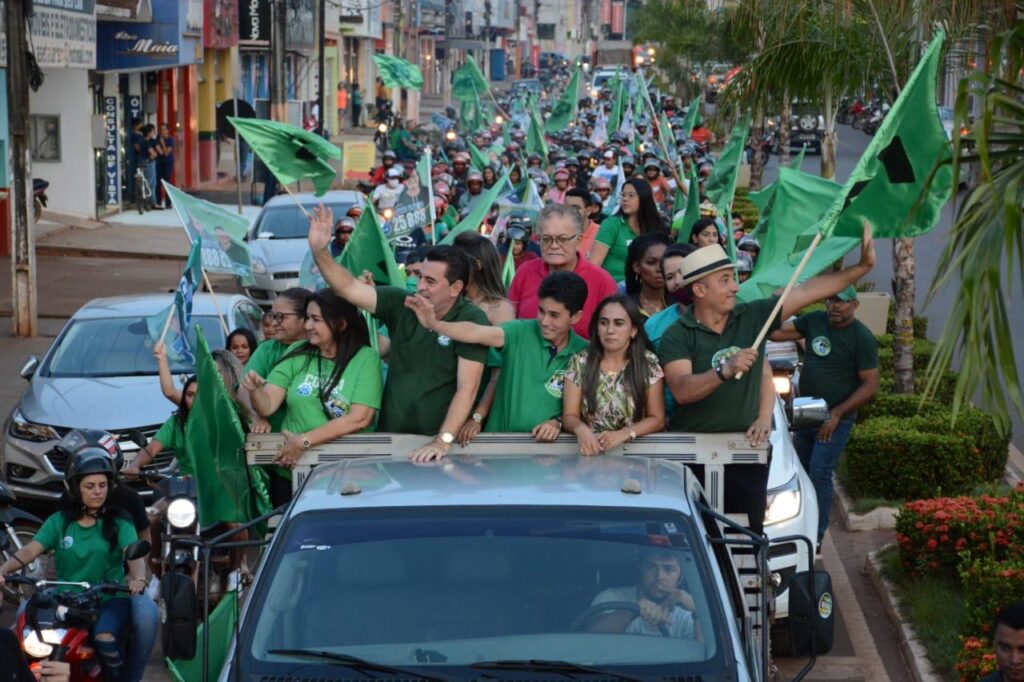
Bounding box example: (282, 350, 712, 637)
(657, 223, 875, 534)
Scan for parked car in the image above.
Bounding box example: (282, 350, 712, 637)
(244, 190, 364, 306)
(216, 433, 833, 680)
(769, 104, 824, 155)
(1, 293, 264, 503)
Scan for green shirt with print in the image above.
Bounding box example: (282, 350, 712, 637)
(595, 214, 636, 283)
(658, 296, 782, 432)
(794, 311, 878, 409)
(267, 344, 383, 434)
(244, 339, 288, 431)
(373, 286, 489, 435)
(34, 512, 137, 596)
(153, 415, 193, 477)
(484, 319, 588, 432)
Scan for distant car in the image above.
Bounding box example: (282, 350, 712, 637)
(244, 190, 364, 306)
(768, 103, 824, 155)
(510, 79, 544, 98)
(589, 67, 620, 97)
(538, 51, 568, 70)
(1, 293, 264, 503)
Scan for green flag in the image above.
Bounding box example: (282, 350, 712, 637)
(441, 171, 512, 245)
(163, 182, 254, 285)
(372, 53, 424, 90)
(658, 111, 679, 164)
(501, 243, 516, 292)
(417, 148, 437, 231)
(187, 329, 272, 527)
(145, 241, 204, 364)
(452, 55, 489, 101)
(704, 115, 750, 218)
(679, 96, 702, 138)
(526, 107, 549, 159)
(818, 31, 953, 239)
(789, 144, 807, 171)
(608, 72, 626, 134)
(166, 590, 238, 682)
(228, 117, 340, 196)
(675, 164, 702, 242)
(339, 198, 406, 287)
(545, 66, 580, 133)
(468, 141, 490, 171)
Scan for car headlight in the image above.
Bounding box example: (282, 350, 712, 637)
(773, 375, 792, 395)
(765, 474, 801, 526)
(8, 409, 59, 443)
(251, 257, 268, 275)
(22, 627, 64, 658)
(167, 497, 197, 529)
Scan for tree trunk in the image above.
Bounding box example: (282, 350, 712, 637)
(778, 101, 791, 166)
(892, 237, 916, 393)
(821, 126, 838, 180)
(749, 124, 765, 190)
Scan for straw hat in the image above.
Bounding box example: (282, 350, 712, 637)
(678, 244, 735, 287)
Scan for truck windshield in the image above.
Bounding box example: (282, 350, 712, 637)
(243, 506, 729, 676)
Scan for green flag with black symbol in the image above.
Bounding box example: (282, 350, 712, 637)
(372, 54, 424, 90)
(228, 117, 340, 196)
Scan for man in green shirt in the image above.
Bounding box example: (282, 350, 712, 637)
(658, 223, 875, 533)
(406, 272, 589, 441)
(309, 205, 488, 462)
(771, 285, 879, 545)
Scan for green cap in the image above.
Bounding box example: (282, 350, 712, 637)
(836, 285, 859, 302)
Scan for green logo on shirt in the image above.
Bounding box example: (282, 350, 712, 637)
(710, 346, 742, 371)
(811, 336, 832, 357)
(545, 370, 568, 398)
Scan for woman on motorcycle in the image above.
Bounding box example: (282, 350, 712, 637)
(0, 451, 151, 682)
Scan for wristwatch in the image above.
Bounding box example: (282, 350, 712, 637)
(301, 434, 312, 450)
(471, 413, 484, 424)
(715, 359, 729, 382)
(438, 432, 455, 446)
(627, 428, 638, 442)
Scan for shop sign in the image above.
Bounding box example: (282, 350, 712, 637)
(127, 95, 142, 123)
(103, 96, 120, 207)
(0, 0, 97, 69)
(239, 0, 313, 53)
(97, 0, 202, 71)
(203, 0, 238, 48)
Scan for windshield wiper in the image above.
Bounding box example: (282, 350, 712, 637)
(470, 659, 643, 681)
(267, 649, 448, 681)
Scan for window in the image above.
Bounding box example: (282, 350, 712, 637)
(30, 115, 60, 162)
(537, 23, 555, 40)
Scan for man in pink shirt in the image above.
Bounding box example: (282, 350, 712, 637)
(564, 187, 601, 258)
(509, 204, 618, 338)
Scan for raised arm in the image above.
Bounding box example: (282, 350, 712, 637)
(781, 221, 875, 319)
(403, 295, 506, 347)
(307, 204, 379, 313)
(153, 342, 182, 406)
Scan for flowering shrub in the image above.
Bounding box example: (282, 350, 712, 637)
(960, 554, 1024, 637)
(845, 405, 1009, 501)
(956, 636, 997, 681)
(895, 485, 1024, 580)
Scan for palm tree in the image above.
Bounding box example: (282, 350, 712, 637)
(924, 25, 1024, 433)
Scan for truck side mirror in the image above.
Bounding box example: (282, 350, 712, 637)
(791, 397, 829, 430)
(786, 569, 835, 656)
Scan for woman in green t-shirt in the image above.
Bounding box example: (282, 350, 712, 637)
(123, 376, 196, 477)
(0, 450, 150, 679)
(589, 178, 667, 283)
(243, 289, 383, 472)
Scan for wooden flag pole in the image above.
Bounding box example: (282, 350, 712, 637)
(279, 182, 312, 218)
(157, 306, 176, 345)
(201, 269, 231, 335)
(734, 230, 825, 380)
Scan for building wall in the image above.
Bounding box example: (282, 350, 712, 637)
(30, 69, 96, 218)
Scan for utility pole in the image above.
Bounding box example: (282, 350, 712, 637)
(316, 0, 326, 135)
(444, 0, 455, 108)
(6, 0, 37, 337)
(270, 0, 288, 122)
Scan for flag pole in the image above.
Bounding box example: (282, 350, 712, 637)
(201, 269, 231, 335)
(157, 307, 175, 345)
(734, 231, 825, 380)
(278, 182, 312, 218)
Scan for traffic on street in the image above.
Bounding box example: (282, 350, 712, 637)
(0, 1, 1021, 681)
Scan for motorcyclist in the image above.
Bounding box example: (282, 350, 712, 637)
(547, 167, 571, 205)
(644, 159, 674, 206)
(370, 150, 398, 187)
(372, 166, 405, 210)
(621, 154, 636, 179)
(0, 449, 153, 682)
(458, 170, 486, 213)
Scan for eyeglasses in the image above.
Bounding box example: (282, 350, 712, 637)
(540, 234, 578, 247)
(268, 312, 303, 323)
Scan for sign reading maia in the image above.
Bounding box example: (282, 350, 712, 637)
(96, 0, 202, 71)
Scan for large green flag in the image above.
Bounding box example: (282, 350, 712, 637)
(228, 117, 340, 196)
(163, 182, 254, 285)
(679, 96, 702, 138)
(704, 115, 750, 218)
(452, 55, 489, 101)
(501, 243, 516, 292)
(675, 164, 702, 242)
(459, 98, 481, 133)
(545, 66, 580, 133)
(468, 141, 490, 171)
(739, 167, 846, 301)
(339, 198, 406, 287)
(145, 241, 204, 364)
(526, 107, 549, 159)
(818, 31, 953, 239)
(372, 53, 424, 90)
(166, 590, 238, 682)
(441, 171, 512, 245)
(608, 72, 626, 134)
(658, 111, 679, 164)
(187, 329, 272, 527)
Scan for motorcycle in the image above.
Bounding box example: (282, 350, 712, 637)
(0, 479, 45, 605)
(5, 539, 151, 682)
(33, 178, 49, 222)
(863, 102, 890, 135)
(374, 101, 395, 155)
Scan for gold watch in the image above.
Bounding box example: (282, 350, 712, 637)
(301, 434, 312, 450)
(438, 432, 455, 446)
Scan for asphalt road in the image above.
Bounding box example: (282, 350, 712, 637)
(761, 128, 1024, 451)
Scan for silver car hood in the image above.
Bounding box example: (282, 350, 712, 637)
(249, 238, 309, 271)
(19, 376, 175, 430)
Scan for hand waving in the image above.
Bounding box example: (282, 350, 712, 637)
(308, 204, 334, 253)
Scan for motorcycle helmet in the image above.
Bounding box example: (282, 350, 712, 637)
(382, 150, 397, 162)
(433, 181, 451, 199)
(505, 225, 529, 243)
(59, 429, 122, 498)
(736, 251, 754, 275)
(467, 170, 484, 185)
(433, 195, 449, 216)
(533, 172, 551, 189)
(346, 204, 363, 219)
(565, 156, 580, 168)
(506, 212, 535, 236)
(527, 153, 543, 167)
(737, 235, 761, 255)
(553, 168, 571, 181)
(643, 158, 661, 171)
(386, 166, 405, 180)
(51, 428, 125, 474)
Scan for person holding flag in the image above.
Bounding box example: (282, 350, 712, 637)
(657, 222, 876, 534)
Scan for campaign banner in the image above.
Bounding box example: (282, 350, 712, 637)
(164, 182, 254, 285)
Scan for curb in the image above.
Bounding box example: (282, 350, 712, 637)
(35, 245, 187, 261)
(864, 546, 945, 682)
(834, 474, 898, 532)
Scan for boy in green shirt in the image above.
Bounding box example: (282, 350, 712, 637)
(406, 272, 589, 443)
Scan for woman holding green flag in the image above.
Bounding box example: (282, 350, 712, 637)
(242, 290, 383, 479)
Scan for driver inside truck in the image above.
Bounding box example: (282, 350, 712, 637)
(586, 548, 701, 640)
